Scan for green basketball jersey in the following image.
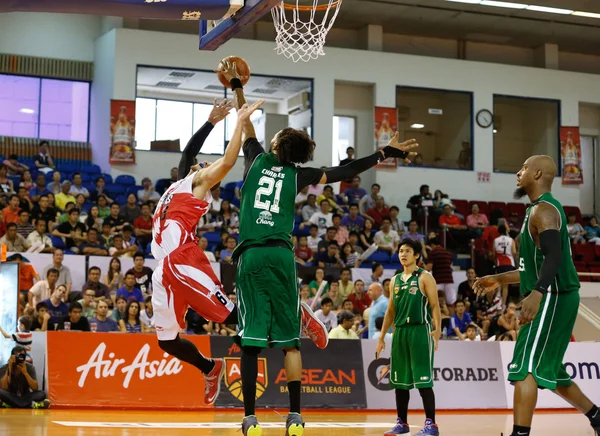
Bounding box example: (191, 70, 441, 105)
(234, 152, 297, 256)
(518, 192, 579, 295)
(392, 267, 431, 327)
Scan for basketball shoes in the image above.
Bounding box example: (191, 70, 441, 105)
(285, 413, 305, 436)
(414, 419, 439, 436)
(301, 302, 329, 349)
(204, 358, 224, 405)
(242, 415, 262, 436)
(384, 418, 411, 435)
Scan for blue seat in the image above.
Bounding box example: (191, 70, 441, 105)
(81, 164, 101, 175)
(221, 189, 234, 202)
(45, 171, 55, 182)
(80, 173, 91, 183)
(223, 181, 237, 192)
(367, 250, 391, 264)
(126, 185, 142, 196)
(231, 197, 240, 208)
(115, 175, 136, 186)
(115, 195, 127, 205)
(58, 163, 79, 173)
(8, 175, 20, 187)
(386, 262, 402, 270)
(83, 182, 96, 193)
(104, 183, 119, 193)
(204, 231, 221, 244)
(155, 178, 170, 195)
(101, 173, 113, 184)
(293, 224, 310, 237)
(51, 235, 66, 249)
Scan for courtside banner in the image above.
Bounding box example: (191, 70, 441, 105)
(500, 341, 600, 408)
(211, 337, 367, 408)
(47, 332, 213, 409)
(363, 340, 507, 409)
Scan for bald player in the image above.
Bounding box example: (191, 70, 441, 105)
(475, 155, 600, 436)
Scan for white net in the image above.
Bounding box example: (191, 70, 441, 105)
(271, 0, 342, 63)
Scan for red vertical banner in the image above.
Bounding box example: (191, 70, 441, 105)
(109, 100, 136, 165)
(374, 107, 397, 168)
(560, 127, 583, 185)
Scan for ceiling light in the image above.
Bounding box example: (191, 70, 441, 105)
(526, 5, 573, 14)
(493, 129, 498, 133)
(572, 11, 600, 19)
(446, 0, 481, 4)
(20, 108, 35, 114)
(411, 123, 425, 129)
(480, 1, 527, 9)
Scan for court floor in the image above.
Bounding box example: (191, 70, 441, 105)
(0, 409, 596, 436)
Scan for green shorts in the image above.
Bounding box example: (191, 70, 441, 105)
(508, 291, 579, 390)
(390, 324, 434, 390)
(235, 246, 300, 349)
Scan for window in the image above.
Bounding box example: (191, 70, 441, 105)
(0, 74, 89, 142)
(493, 96, 559, 173)
(332, 116, 355, 166)
(396, 87, 473, 170)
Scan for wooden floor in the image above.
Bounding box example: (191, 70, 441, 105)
(0, 409, 596, 435)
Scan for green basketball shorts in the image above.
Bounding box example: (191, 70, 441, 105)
(235, 246, 300, 349)
(508, 291, 580, 390)
(390, 324, 434, 390)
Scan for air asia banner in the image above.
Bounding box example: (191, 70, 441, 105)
(560, 126, 583, 185)
(47, 332, 212, 408)
(211, 337, 367, 409)
(374, 107, 398, 168)
(109, 100, 136, 165)
(362, 340, 507, 409)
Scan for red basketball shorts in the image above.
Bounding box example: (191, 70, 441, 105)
(152, 242, 234, 341)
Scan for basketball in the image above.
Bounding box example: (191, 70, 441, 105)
(217, 56, 251, 88)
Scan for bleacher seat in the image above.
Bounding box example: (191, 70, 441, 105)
(231, 197, 240, 208)
(80, 173, 92, 183)
(367, 251, 390, 264)
(573, 261, 587, 271)
(451, 199, 469, 218)
(587, 261, 600, 269)
(51, 235, 66, 249)
(115, 175, 136, 186)
(507, 202, 527, 218)
(81, 164, 101, 175)
(573, 244, 595, 263)
(579, 268, 592, 282)
(221, 189, 234, 202)
(83, 182, 96, 193)
(589, 267, 600, 283)
(223, 181, 238, 192)
(204, 232, 221, 245)
(595, 245, 600, 259)
(155, 178, 170, 195)
(488, 201, 508, 217)
(58, 163, 79, 173)
(45, 171, 55, 182)
(468, 200, 490, 216)
(563, 206, 582, 224)
(101, 173, 113, 184)
(8, 175, 20, 187)
(293, 224, 310, 236)
(127, 185, 142, 196)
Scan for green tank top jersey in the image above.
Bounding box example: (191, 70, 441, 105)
(518, 192, 580, 295)
(233, 152, 297, 257)
(392, 267, 431, 327)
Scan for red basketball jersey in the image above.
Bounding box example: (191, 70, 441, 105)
(151, 171, 211, 261)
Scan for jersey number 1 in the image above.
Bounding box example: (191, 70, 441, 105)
(254, 176, 283, 213)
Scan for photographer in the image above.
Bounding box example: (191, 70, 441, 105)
(0, 346, 49, 409)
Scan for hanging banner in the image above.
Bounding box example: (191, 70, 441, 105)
(560, 127, 583, 185)
(109, 100, 136, 165)
(374, 107, 398, 168)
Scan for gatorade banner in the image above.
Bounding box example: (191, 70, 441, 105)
(211, 337, 367, 408)
(109, 100, 136, 165)
(374, 107, 398, 168)
(560, 126, 583, 185)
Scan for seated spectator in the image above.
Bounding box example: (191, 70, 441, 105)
(328, 310, 359, 339)
(302, 199, 333, 237)
(318, 227, 338, 252)
(214, 230, 229, 259)
(28, 268, 59, 307)
(57, 201, 75, 225)
(85, 206, 103, 233)
(29, 174, 49, 204)
(90, 176, 113, 204)
(343, 176, 367, 206)
(404, 220, 424, 243)
(374, 217, 400, 254)
(307, 224, 320, 254)
(0, 223, 30, 252)
(19, 170, 35, 191)
(42, 249, 72, 298)
(0, 345, 49, 409)
(308, 268, 329, 297)
(120, 194, 141, 223)
(57, 302, 91, 331)
(367, 283, 388, 339)
(507, 212, 522, 239)
(585, 216, 600, 244)
(301, 194, 318, 222)
(69, 173, 89, 198)
(89, 300, 119, 332)
(439, 204, 471, 251)
(17, 187, 33, 213)
(104, 257, 124, 292)
(316, 241, 341, 268)
(30, 195, 56, 229)
(496, 302, 520, 341)
(198, 237, 217, 262)
(46, 171, 62, 196)
(75, 194, 89, 219)
(122, 223, 137, 248)
(339, 146, 354, 167)
(464, 324, 480, 341)
(0, 166, 15, 201)
(332, 213, 349, 245)
(295, 235, 314, 266)
(219, 236, 237, 263)
(567, 212, 586, 244)
(3, 194, 21, 224)
(316, 185, 343, 215)
(314, 297, 337, 332)
(119, 300, 145, 333)
(42, 285, 69, 324)
(340, 242, 361, 268)
(15, 211, 34, 239)
(105, 203, 125, 233)
(133, 203, 153, 250)
(111, 296, 128, 324)
(389, 206, 405, 235)
(140, 296, 155, 332)
(372, 316, 392, 341)
(81, 266, 111, 303)
(2, 154, 28, 176)
(457, 268, 477, 318)
(97, 195, 111, 219)
(208, 187, 224, 217)
(341, 204, 365, 234)
(127, 253, 153, 294)
(366, 196, 390, 229)
(425, 238, 456, 308)
(26, 219, 52, 253)
(31, 302, 55, 332)
(117, 272, 145, 303)
(364, 262, 384, 288)
(448, 300, 476, 340)
(34, 141, 55, 174)
(295, 186, 309, 210)
(406, 184, 432, 220)
(78, 289, 97, 318)
(137, 177, 161, 204)
(476, 290, 503, 340)
(358, 219, 375, 251)
(215, 200, 239, 234)
(359, 183, 381, 215)
(326, 281, 344, 310)
(55, 181, 76, 211)
(348, 280, 371, 314)
(100, 222, 114, 248)
(80, 228, 108, 256)
(299, 284, 311, 305)
(348, 231, 364, 254)
(341, 299, 354, 312)
(466, 203, 489, 236)
(338, 268, 354, 298)
(165, 167, 178, 191)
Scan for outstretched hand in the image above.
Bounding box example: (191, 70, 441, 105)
(385, 133, 419, 163)
(473, 275, 500, 297)
(215, 59, 247, 82)
(208, 98, 234, 125)
(237, 100, 265, 121)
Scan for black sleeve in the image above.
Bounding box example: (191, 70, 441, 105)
(532, 229, 562, 294)
(242, 138, 265, 181)
(177, 122, 215, 179)
(297, 167, 325, 193)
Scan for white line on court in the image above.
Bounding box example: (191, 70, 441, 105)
(52, 421, 405, 429)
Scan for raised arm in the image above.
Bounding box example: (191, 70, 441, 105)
(216, 59, 256, 141)
(177, 98, 232, 179)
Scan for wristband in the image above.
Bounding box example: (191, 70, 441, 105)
(532, 285, 546, 295)
(382, 146, 409, 160)
(230, 78, 243, 90)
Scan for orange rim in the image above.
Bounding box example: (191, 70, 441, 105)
(282, 0, 342, 11)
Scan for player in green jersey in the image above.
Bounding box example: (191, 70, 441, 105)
(218, 59, 418, 436)
(475, 155, 600, 436)
(376, 238, 442, 436)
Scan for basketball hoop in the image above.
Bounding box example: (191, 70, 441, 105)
(271, 0, 342, 63)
